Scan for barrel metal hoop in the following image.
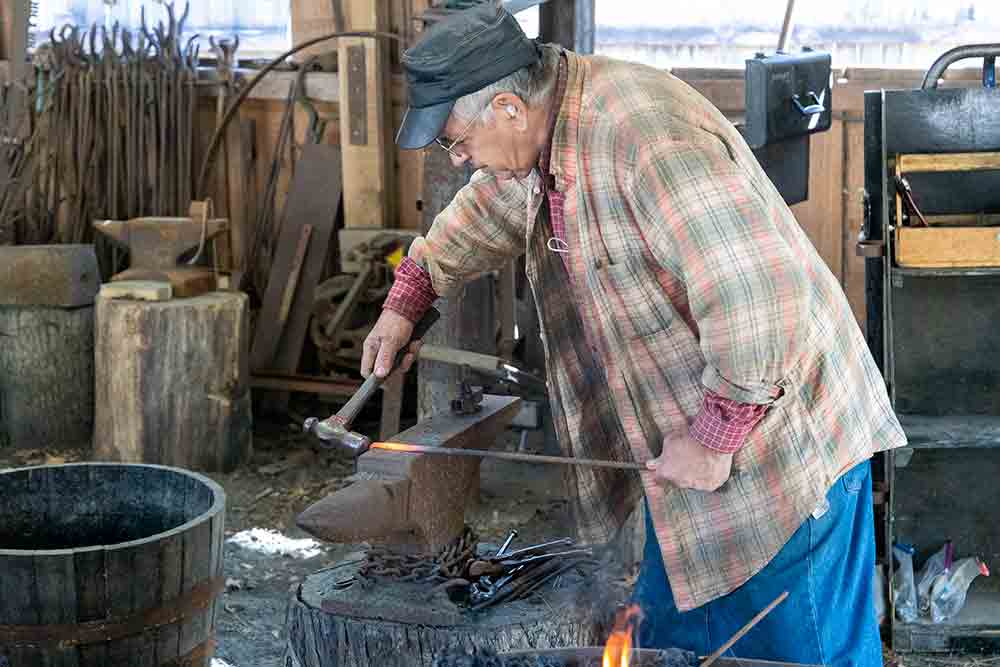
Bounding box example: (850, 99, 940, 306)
(0, 576, 224, 648)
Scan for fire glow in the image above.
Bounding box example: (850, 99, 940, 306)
(603, 604, 643, 667)
(372, 441, 421, 453)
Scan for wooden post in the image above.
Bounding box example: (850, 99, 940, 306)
(339, 0, 395, 228)
(289, 0, 342, 67)
(539, 0, 595, 54)
(416, 151, 497, 420)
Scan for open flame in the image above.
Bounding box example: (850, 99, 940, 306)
(603, 605, 642, 667)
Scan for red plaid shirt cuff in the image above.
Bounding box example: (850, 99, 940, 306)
(383, 256, 438, 323)
(689, 392, 769, 454)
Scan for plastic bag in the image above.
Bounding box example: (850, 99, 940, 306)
(916, 541, 952, 614)
(873, 564, 887, 625)
(892, 543, 918, 622)
(929, 556, 990, 623)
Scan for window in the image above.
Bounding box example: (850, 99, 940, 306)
(32, 1, 290, 57)
(595, 0, 1000, 69)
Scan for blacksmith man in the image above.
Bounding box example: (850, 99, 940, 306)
(360, 4, 905, 663)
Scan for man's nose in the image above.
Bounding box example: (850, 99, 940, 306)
(449, 149, 470, 168)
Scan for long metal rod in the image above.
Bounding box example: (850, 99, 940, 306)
(699, 591, 788, 667)
(777, 0, 795, 52)
(369, 442, 647, 471)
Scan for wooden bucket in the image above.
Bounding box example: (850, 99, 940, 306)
(0, 463, 226, 666)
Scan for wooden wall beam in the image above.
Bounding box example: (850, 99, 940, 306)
(339, 0, 395, 228)
(538, 0, 595, 53)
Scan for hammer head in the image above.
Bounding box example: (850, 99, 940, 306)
(303, 416, 372, 457)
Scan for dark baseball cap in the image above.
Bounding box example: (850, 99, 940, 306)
(396, 2, 542, 149)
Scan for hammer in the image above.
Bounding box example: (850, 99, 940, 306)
(304, 307, 441, 452)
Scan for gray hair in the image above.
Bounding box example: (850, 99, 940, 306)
(451, 45, 559, 125)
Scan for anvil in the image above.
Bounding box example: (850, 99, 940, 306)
(297, 394, 523, 552)
(93, 216, 230, 297)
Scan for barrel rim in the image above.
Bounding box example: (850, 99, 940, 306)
(0, 462, 225, 557)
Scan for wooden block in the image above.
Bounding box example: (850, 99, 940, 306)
(0, 244, 101, 307)
(898, 151, 1000, 174)
(789, 122, 845, 280)
(99, 280, 173, 302)
(895, 227, 1000, 268)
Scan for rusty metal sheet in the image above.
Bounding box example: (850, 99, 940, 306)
(0, 245, 101, 307)
(347, 45, 368, 145)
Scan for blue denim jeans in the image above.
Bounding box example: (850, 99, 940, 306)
(632, 461, 883, 667)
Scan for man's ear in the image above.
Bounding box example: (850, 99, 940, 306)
(493, 94, 528, 131)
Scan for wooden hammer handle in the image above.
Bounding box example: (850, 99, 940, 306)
(334, 308, 440, 427)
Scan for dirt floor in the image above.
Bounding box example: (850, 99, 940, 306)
(0, 408, 991, 667)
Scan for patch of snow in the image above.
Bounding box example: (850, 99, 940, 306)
(212, 659, 237, 667)
(227, 528, 323, 559)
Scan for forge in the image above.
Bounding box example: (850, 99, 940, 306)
(433, 647, 694, 667)
(432, 648, 818, 667)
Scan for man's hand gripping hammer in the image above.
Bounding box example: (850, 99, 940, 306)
(303, 308, 440, 455)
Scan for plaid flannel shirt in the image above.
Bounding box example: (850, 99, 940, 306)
(395, 46, 906, 610)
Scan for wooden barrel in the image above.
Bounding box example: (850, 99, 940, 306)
(0, 463, 226, 666)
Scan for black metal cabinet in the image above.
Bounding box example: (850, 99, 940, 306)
(864, 47, 1000, 653)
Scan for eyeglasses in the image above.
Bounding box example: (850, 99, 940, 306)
(434, 106, 486, 158)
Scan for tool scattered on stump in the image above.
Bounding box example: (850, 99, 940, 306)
(337, 527, 597, 611)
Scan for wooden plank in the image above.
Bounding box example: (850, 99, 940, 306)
(290, 0, 341, 65)
(223, 110, 253, 286)
(899, 151, 1000, 173)
(0, 553, 38, 666)
(395, 103, 425, 230)
(155, 531, 185, 663)
(339, 0, 395, 228)
(178, 520, 212, 657)
(790, 120, 845, 281)
(103, 545, 137, 664)
(73, 549, 109, 666)
(842, 119, 867, 325)
(895, 227, 1000, 268)
(250, 144, 342, 374)
(682, 78, 745, 113)
(277, 224, 314, 332)
(129, 540, 160, 667)
(924, 213, 1000, 227)
(250, 372, 360, 397)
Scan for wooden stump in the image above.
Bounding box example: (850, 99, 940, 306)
(94, 290, 252, 472)
(0, 305, 95, 449)
(284, 559, 618, 667)
(0, 244, 100, 450)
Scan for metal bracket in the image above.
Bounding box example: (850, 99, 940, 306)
(347, 45, 367, 145)
(451, 381, 484, 415)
